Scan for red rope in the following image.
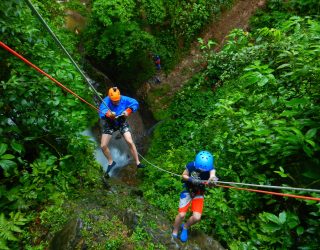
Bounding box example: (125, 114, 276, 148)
(217, 184, 320, 202)
(0, 41, 101, 113)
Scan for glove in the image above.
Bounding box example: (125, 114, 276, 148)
(208, 176, 219, 186)
(106, 110, 116, 119)
(121, 108, 132, 118)
(188, 177, 202, 186)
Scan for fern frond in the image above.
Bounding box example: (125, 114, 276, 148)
(0, 238, 10, 250)
(0, 214, 17, 241)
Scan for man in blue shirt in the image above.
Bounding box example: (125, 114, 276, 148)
(172, 151, 218, 242)
(99, 87, 145, 175)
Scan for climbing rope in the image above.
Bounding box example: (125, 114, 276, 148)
(2, 41, 319, 202)
(138, 153, 320, 201)
(138, 153, 181, 178)
(139, 153, 320, 193)
(217, 180, 320, 193)
(217, 185, 320, 202)
(23, 0, 109, 109)
(0, 41, 100, 113)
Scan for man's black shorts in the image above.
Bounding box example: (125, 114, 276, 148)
(100, 118, 130, 135)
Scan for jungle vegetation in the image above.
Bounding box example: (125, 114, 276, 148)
(81, 0, 234, 89)
(0, 0, 100, 249)
(142, 0, 320, 249)
(0, 0, 319, 249)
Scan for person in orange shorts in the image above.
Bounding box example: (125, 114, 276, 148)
(172, 151, 218, 242)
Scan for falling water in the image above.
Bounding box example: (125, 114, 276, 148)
(82, 129, 132, 177)
(81, 111, 148, 179)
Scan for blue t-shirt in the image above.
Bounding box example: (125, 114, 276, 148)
(99, 95, 139, 118)
(186, 161, 212, 181)
(183, 161, 213, 193)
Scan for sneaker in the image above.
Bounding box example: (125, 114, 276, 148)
(172, 233, 178, 239)
(137, 163, 145, 169)
(106, 161, 116, 174)
(180, 224, 188, 242)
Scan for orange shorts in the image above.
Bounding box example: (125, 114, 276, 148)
(178, 191, 204, 214)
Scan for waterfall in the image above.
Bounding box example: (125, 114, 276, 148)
(82, 129, 132, 177)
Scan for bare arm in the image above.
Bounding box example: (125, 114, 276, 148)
(209, 169, 216, 181)
(182, 169, 190, 181)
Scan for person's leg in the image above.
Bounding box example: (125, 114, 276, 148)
(100, 133, 113, 165)
(184, 196, 204, 229)
(172, 191, 191, 236)
(122, 131, 140, 165)
(172, 212, 186, 236)
(184, 212, 202, 228)
(180, 196, 204, 242)
(180, 211, 201, 242)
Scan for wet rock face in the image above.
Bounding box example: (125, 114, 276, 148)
(48, 181, 225, 250)
(49, 218, 84, 250)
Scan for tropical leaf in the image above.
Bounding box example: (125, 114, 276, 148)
(0, 160, 17, 171)
(0, 144, 7, 156)
(279, 211, 287, 224)
(264, 213, 280, 224)
(305, 128, 317, 140)
(10, 142, 23, 154)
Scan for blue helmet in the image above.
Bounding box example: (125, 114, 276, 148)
(195, 151, 214, 171)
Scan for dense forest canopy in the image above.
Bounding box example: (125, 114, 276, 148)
(0, 0, 319, 249)
(82, 0, 234, 88)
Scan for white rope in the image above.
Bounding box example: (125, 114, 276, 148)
(24, 0, 110, 110)
(217, 181, 320, 193)
(138, 153, 181, 177)
(138, 153, 320, 193)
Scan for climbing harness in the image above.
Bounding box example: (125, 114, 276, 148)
(23, 0, 109, 109)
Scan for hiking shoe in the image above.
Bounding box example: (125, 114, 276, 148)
(106, 161, 116, 174)
(172, 233, 178, 239)
(180, 224, 188, 242)
(137, 163, 145, 169)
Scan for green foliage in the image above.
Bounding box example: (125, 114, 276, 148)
(289, 0, 320, 16)
(251, 0, 320, 30)
(258, 211, 299, 247)
(0, 143, 18, 177)
(131, 225, 150, 243)
(146, 83, 172, 120)
(142, 7, 320, 249)
(63, 0, 89, 17)
(140, 0, 166, 25)
(82, 0, 234, 85)
(0, 0, 101, 248)
(39, 202, 69, 233)
(0, 212, 29, 249)
(80, 211, 129, 249)
(170, 0, 233, 44)
(92, 0, 135, 26)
